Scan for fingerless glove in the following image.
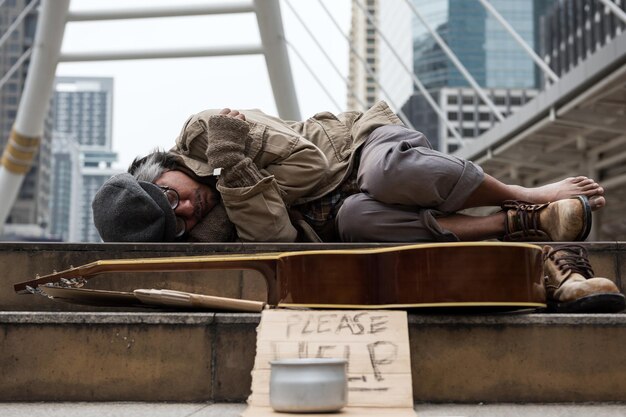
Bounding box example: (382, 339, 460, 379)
(206, 115, 250, 169)
(206, 115, 264, 188)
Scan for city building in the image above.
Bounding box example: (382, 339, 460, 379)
(348, 0, 556, 153)
(540, 0, 626, 79)
(404, 0, 556, 152)
(0, 0, 52, 236)
(51, 76, 121, 242)
(49, 132, 81, 242)
(347, 0, 413, 112)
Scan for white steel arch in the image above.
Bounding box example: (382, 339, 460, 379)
(0, 0, 299, 230)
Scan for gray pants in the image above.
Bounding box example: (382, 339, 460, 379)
(336, 125, 484, 242)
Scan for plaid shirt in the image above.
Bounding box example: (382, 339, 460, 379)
(294, 159, 360, 241)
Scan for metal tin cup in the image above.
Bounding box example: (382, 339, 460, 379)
(269, 358, 348, 413)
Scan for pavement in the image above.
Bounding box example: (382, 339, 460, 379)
(1, 403, 626, 417)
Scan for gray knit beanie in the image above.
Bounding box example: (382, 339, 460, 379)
(92, 173, 177, 242)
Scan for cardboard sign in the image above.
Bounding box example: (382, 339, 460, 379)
(244, 310, 416, 416)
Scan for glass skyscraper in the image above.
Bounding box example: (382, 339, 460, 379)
(412, 0, 552, 89)
(404, 0, 555, 151)
(51, 77, 121, 242)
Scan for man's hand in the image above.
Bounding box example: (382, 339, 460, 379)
(206, 112, 250, 170)
(219, 108, 246, 121)
(206, 111, 264, 188)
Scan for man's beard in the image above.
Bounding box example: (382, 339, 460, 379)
(194, 188, 204, 221)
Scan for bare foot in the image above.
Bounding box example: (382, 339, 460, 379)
(522, 176, 605, 209)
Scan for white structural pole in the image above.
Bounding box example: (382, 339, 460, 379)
(597, 0, 626, 24)
(404, 0, 505, 122)
(60, 45, 263, 62)
(253, 0, 300, 120)
(0, 0, 70, 229)
(66, 2, 254, 21)
(477, 0, 559, 83)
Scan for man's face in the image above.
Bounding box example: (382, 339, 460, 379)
(155, 170, 218, 233)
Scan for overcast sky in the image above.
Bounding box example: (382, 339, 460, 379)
(56, 0, 351, 170)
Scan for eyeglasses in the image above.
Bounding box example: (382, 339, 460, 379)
(158, 185, 186, 238)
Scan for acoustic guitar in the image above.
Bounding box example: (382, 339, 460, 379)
(14, 242, 546, 310)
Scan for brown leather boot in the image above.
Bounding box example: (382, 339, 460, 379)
(502, 195, 592, 241)
(543, 244, 625, 313)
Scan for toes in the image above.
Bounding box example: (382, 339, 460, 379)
(570, 176, 588, 184)
(573, 178, 605, 195)
(589, 195, 606, 211)
(579, 182, 599, 192)
(585, 183, 605, 196)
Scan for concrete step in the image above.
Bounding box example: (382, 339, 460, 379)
(1, 402, 626, 417)
(2, 242, 625, 404)
(1, 242, 390, 312)
(2, 312, 625, 403)
(2, 242, 625, 312)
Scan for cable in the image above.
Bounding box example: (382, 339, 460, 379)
(0, 47, 32, 90)
(284, 0, 368, 109)
(403, 0, 504, 122)
(284, 37, 343, 112)
(0, 0, 40, 50)
(316, 0, 416, 129)
(353, 0, 464, 142)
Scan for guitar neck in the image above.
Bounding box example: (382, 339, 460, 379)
(14, 254, 280, 304)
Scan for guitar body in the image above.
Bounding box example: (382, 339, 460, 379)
(14, 242, 545, 310)
(276, 242, 545, 309)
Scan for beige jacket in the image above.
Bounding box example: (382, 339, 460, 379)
(171, 101, 403, 242)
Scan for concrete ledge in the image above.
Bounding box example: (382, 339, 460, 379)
(0, 242, 389, 311)
(1, 402, 626, 417)
(0, 311, 260, 325)
(0, 311, 259, 402)
(2, 312, 625, 403)
(3, 242, 625, 402)
(408, 313, 626, 403)
(2, 242, 625, 311)
(3, 311, 625, 325)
